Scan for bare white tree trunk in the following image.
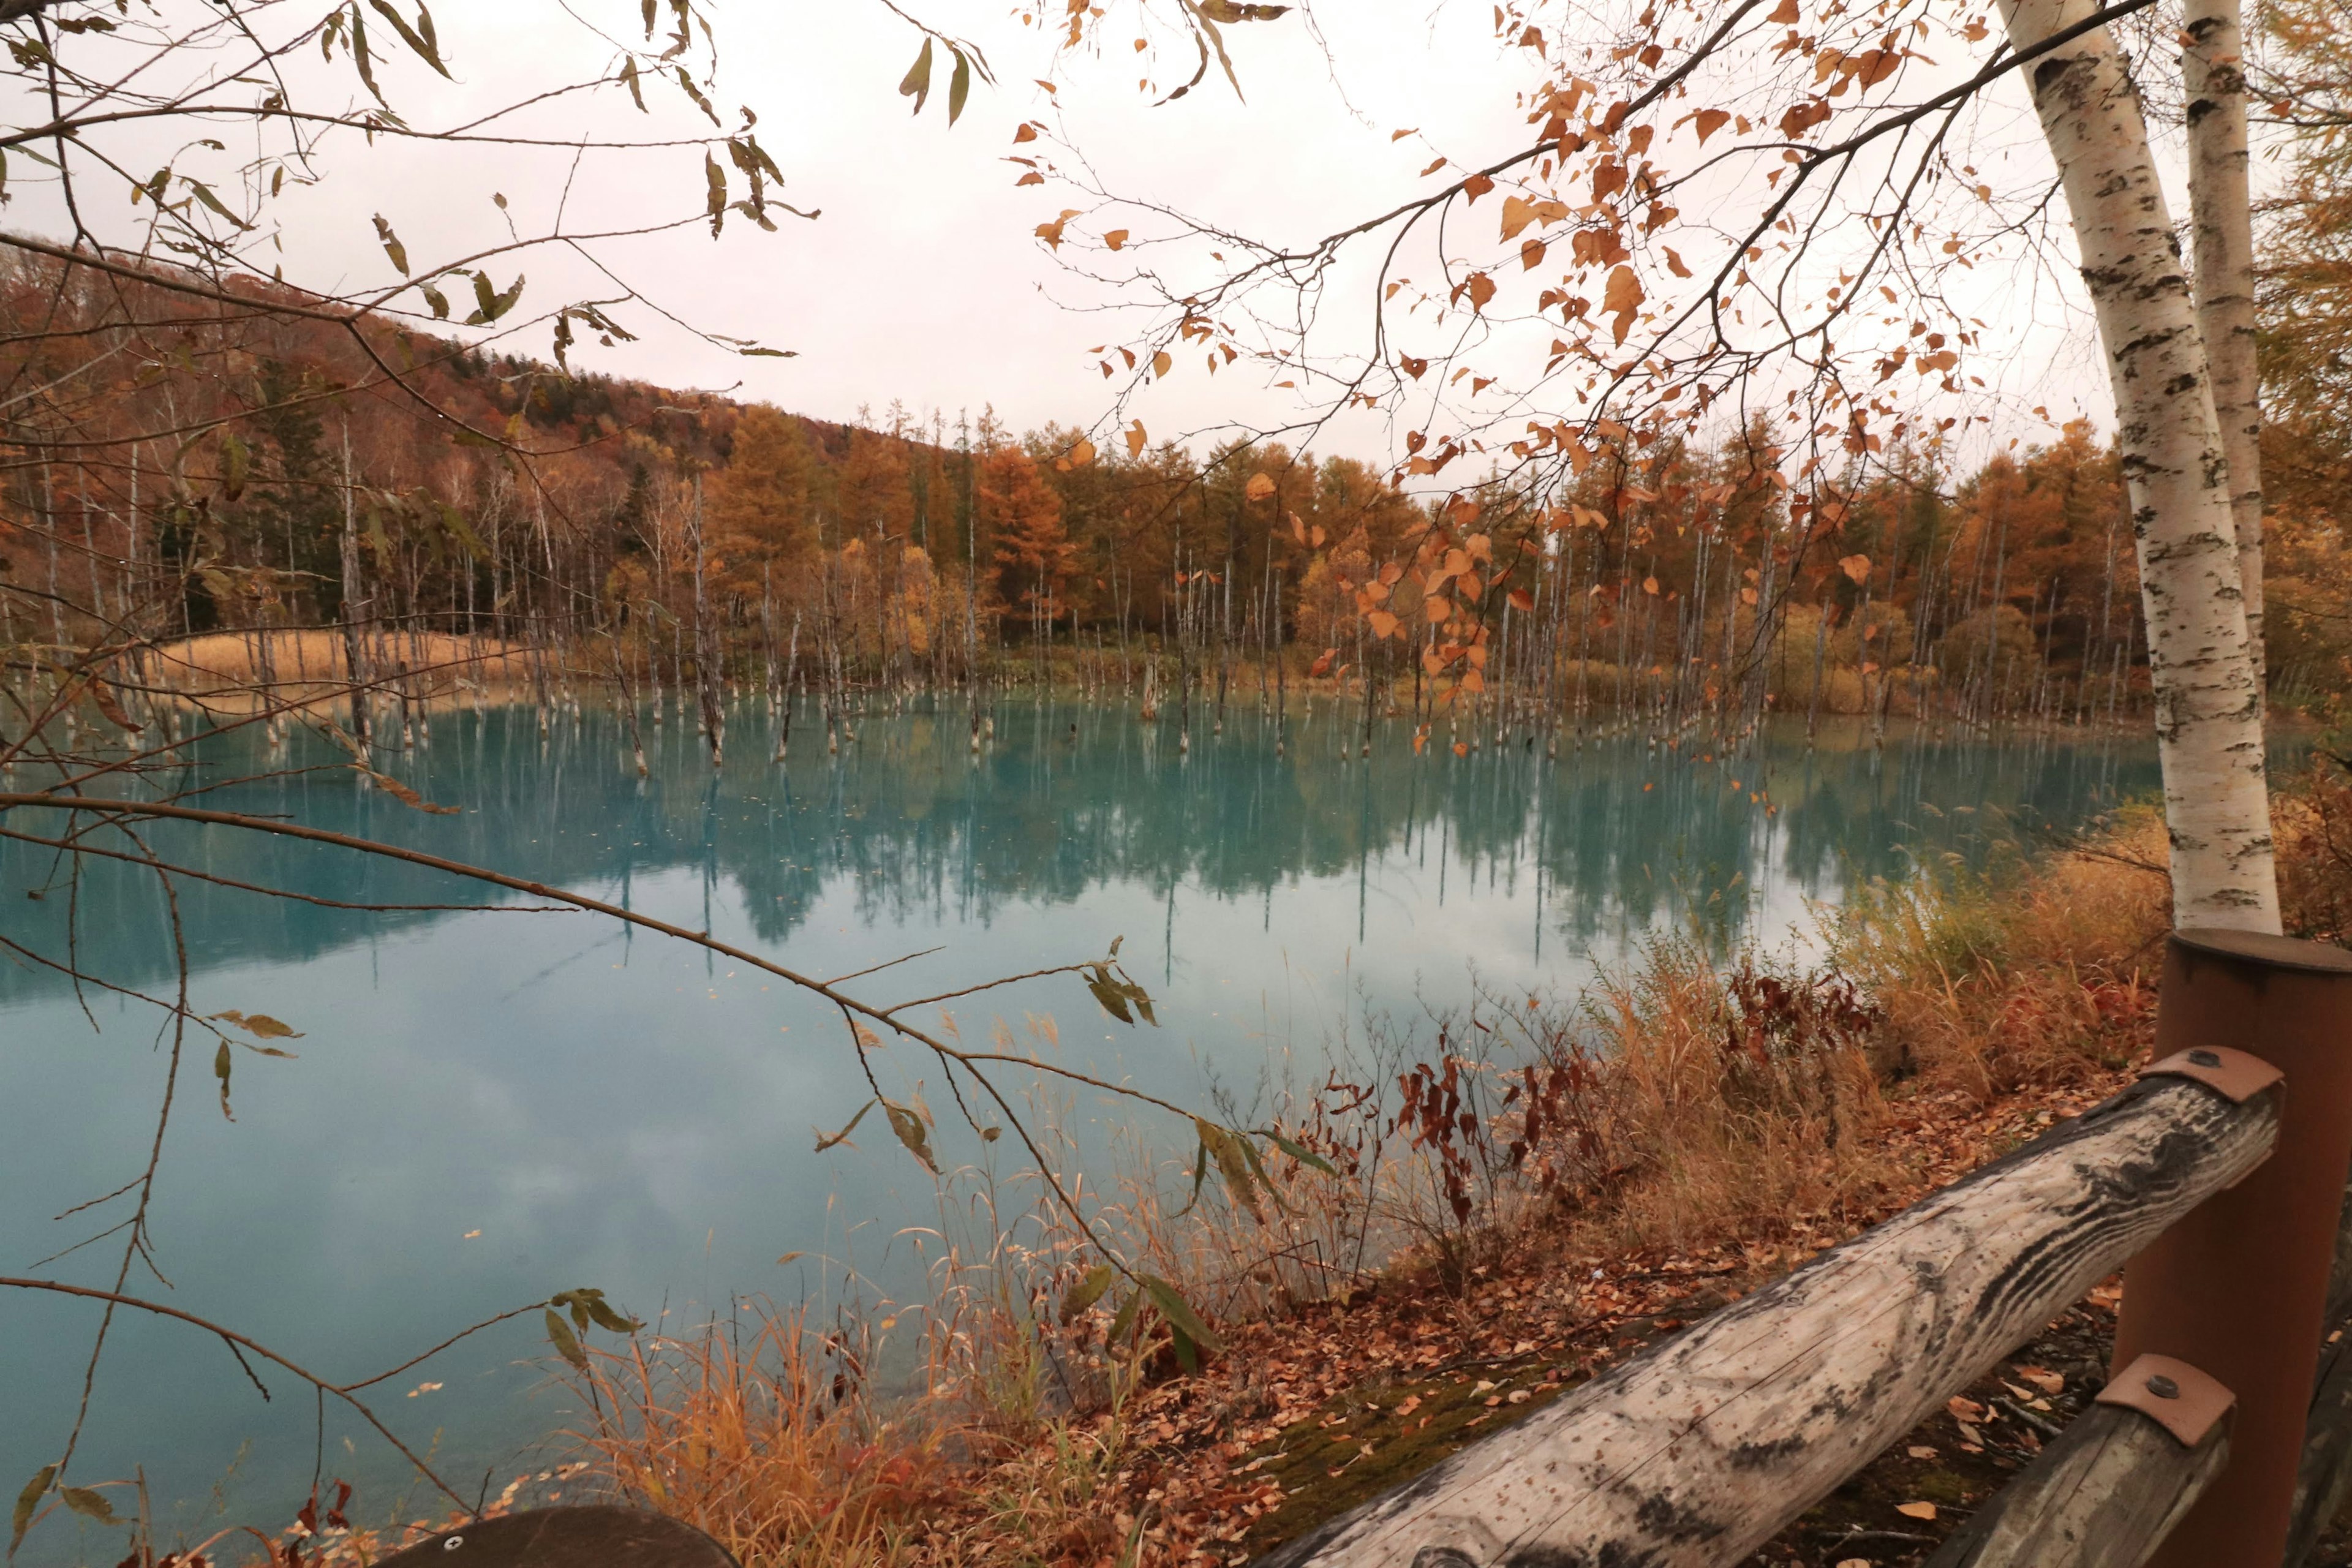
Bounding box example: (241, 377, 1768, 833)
(2002, 0, 2278, 930)
(2185, 0, 2266, 690)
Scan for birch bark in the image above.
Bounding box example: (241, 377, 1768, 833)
(2184, 0, 2266, 688)
(2003, 0, 2278, 929)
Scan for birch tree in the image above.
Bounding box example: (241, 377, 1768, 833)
(1037, 0, 2285, 929)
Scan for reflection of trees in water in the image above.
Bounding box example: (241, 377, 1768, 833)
(0, 704, 2162, 1004)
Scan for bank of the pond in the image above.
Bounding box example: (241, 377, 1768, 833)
(261, 760, 2352, 1568)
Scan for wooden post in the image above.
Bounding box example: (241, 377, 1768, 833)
(2112, 931, 2352, 1568)
(1923, 1355, 2233, 1567)
(1251, 1072, 2278, 1568)
(2280, 1180, 2352, 1561)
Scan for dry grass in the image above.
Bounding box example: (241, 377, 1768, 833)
(141, 629, 547, 710)
(1570, 940, 1894, 1255)
(564, 1302, 959, 1568)
(548, 769, 2352, 1568)
(1825, 805, 2174, 1099)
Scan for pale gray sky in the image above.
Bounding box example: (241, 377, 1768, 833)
(14, 0, 2171, 472)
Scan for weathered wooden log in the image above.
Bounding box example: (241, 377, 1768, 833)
(1250, 1075, 2279, 1568)
(1921, 1355, 2231, 1568)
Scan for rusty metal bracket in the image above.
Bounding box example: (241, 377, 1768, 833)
(2138, 1046, 2283, 1105)
(2095, 1354, 2236, 1448)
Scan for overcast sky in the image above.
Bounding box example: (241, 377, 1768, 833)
(20, 0, 2180, 471)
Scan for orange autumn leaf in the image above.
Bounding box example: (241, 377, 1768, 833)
(1602, 264, 1644, 344)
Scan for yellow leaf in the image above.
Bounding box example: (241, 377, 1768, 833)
(1104, 228, 1129, 251)
(1520, 238, 1547, 271)
(1839, 552, 1871, 584)
(1068, 438, 1096, 466)
(1693, 108, 1731, 143)
(1643, 575, 1660, 595)
(1246, 473, 1276, 501)
(1499, 195, 1537, 241)
(1125, 419, 1148, 458)
(1895, 1502, 1937, 1521)
(1152, 350, 1172, 378)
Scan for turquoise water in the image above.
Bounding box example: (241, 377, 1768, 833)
(0, 699, 2159, 1556)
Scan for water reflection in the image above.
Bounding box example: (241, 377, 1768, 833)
(0, 700, 2158, 1558)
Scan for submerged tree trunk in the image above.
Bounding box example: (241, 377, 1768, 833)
(2003, 0, 2277, 931)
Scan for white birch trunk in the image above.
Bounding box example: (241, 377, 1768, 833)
(2002, 0, 2279, 930)
(2184, 0, 2266, 689)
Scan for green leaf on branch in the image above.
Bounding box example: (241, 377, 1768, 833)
(1059, 1263, 1114, 1324)
(948, 47, 972, 125)
(882, 1099, 936, 1172)
(11, 1464, 55, 1556)
(345, 2, 386, 105)
(1142, 1275, 1221, 1355)
(465, 272, 524, 325)
(1257, 1128, 1338, 1176)
(545, 1308, 587, 1369)
(58, 1490, 116, 1527)
(1107, 1286, 1141, 1344)
(1170, 1133, 1210, 1218)
(674, 67, 718, 125)
(418, 278, 450, 319)
(372, 214, 409, 275)
(366, 0, 450, 77)
(813, 1097, 875, 1152)
(899, 37, 934, 115)
(214, 1039, 233, 1121)
(704, 152, 726, 236)
(1197, 1118, 1267, 1223)
(1085, 965, 1132, 1024)
(619, 57, 646, 111)
(218, 432, 249, 501)
(550, 1287, 640, 1334)
(1084, 958, 1158, 1028)
(186, 179, 251, 230)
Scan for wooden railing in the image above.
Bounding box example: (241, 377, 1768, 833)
(1249, 1060, 2293, 1568)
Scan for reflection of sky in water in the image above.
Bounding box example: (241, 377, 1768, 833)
(0, 701, 2165, 1555)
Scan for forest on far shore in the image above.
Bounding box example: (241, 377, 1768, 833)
(9, 143, 2352, 744)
